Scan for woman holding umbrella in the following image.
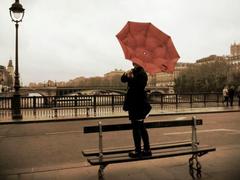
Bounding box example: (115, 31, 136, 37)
(121, 62, 152, 158)
(117, 21, 180, 158)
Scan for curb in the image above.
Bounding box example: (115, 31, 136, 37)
(1, 108, 240, 125)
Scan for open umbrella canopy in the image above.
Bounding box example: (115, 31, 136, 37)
(116, 21, 180, 74)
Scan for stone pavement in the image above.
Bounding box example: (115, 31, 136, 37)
(1, 106, 240, 180)
(1, 145, 240, 180)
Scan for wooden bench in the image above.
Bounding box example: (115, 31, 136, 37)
(82, 116, 216, 179)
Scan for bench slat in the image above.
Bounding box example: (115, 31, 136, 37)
(82, 140, 195, 156)
(87, 145, 216, 165)
(84, 119, 203, 133)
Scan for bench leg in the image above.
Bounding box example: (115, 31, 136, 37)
(189, 154, 202, 179)
(98, 164, 107, 180)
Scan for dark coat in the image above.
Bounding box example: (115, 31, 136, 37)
(228, 87, 235, 98)
(121, 67, 151, 120)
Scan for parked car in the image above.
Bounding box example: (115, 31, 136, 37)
(148, 91, 163, 103)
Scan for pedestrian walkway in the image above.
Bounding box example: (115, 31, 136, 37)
(1, 145, 240, 180)
(1, 107, 240, 180)
(1, 105, 240, 124)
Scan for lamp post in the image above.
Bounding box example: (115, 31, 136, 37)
(9, 0, 25, 120)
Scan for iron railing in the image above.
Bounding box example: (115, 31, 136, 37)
(1, 93, 238, 120)
(0, 93, 232, 110)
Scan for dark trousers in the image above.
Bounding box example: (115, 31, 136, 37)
(229, 96, 234, 106)
(223, 96, 229, 106)
(131, 120, 150, 152)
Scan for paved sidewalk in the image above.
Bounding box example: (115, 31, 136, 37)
(1, 145, 239, 180)
(1, 105, 240, 124)
(1, 107, 240, 180)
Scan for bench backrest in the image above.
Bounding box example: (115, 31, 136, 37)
(84, 118, 203, 133)
(84, 116, 202, 157)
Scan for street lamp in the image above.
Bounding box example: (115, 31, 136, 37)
(9, 0, 25, 120)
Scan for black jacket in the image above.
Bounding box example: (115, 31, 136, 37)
(121, 67, 151, 120)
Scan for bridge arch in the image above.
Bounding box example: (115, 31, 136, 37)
(20, 87, 57, 97)
(20, 86, 171, 96)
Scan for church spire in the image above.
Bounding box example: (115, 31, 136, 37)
(8, 59, 13, 67)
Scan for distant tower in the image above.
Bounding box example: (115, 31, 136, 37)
(230, 42, 240, 56)
(7, 59, 14, 77)
(7, 59, 14, 88)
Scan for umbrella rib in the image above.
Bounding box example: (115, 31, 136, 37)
(127, 22, 137, 50)
(144, 23, 151, 48)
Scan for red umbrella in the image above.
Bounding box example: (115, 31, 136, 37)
(116, 21, 180, 74)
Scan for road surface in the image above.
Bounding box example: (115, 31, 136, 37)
(0, 112, 240, 179)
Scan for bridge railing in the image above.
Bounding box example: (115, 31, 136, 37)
(0, 95, 125, 110)
(0, 92, 228, 111)
(1, 92, 237, 119)
(148, 93, 223, 108)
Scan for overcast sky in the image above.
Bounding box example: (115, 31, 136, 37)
(0, 0, 240, 85)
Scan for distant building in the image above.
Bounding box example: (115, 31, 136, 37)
(104, 69, 124, 80)
(155, 72, 174, 87)
(0, 65, 6, 82)
(7, 60, 14, 79)
(225, 55, 240, 72)
(0, 60, 14, 92)
(147, 62, 192, 93)
(196, 55, 225, 64)
(173, 62, 192, 79)
(230, 42, 240, 56)
(195, 54, 240, 72)
(195, 42, 240, 72)
(28, 82, 38, 88)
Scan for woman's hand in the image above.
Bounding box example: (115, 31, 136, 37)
(125, 70, 133, 78)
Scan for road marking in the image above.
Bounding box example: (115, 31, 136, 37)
(46, 130, 82, 135)
(164, 129, 240, 135)
(228, 130, 240, 135)
(175, 116, 187, 120)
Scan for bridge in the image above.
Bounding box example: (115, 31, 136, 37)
(19, 86, 171, 97)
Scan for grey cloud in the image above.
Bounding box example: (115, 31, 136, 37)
(0, 0, 240, 85)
